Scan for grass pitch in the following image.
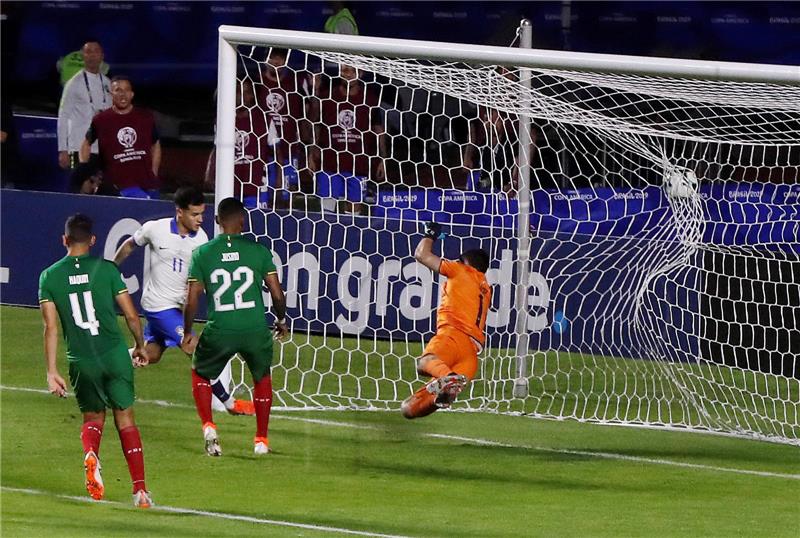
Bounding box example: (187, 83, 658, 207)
(1, 305, 798, 537)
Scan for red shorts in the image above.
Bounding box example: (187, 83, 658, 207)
(421, 328, 480, 380)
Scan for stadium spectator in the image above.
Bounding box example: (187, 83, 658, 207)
(57, 40, 111, 87)
(464, 105, 519, 193)
(70, 162, 118, 196)
(311, 64, 385, 214)
(205, 79, 269, 208)
(57, 40, 111, 171)
(80, 76, 161, 199)
(324, 1, 359, 35)
(256, 48, 313, 208)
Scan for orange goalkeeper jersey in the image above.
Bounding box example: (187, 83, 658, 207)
(437, 259, 492, 346)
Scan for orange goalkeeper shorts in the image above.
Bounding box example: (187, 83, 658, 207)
(421, 328, 480, 381)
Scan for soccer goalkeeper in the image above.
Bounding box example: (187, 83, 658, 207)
(401, 222, 492, 419)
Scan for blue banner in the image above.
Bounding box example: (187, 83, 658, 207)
(12, 114, 67, 192)
(1, 188, 796, 363)
(375, 184, 800, 250)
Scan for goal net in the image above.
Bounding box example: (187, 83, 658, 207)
(216, 28, 800, 446)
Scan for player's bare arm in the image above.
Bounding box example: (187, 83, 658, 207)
(151, 140, 162, 177)
(113, 237, 138, 266)
(414, 221, 444, 273)
(40, 301, 67, 397)
(181, 280, 204, 354)
(264, 272, 289, 340)
(78, 137, 92, 164)
(115, 291, 149, 367)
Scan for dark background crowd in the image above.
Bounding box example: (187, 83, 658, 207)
(1, 1, 798, 206)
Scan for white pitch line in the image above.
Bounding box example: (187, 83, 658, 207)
(3, 384, 798, 481)
(426, 434, 800, 481)
(1, 486, 410, 538)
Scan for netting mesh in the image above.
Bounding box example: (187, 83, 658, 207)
(221, 43, 799, 445)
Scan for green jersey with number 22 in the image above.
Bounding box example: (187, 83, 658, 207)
(188, 234, 277, 332)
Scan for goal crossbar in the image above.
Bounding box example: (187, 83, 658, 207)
(219, 25, 800, 84)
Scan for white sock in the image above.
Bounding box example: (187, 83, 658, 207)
(210, 361, 235, 411)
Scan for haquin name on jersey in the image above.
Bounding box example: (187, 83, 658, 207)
(222, 252, 240, 262)
(69, 274, 90, 285)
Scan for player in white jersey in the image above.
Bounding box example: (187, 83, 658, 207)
(114, 187, 253, 415)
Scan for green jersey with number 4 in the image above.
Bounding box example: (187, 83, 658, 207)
(38, 254, 129, 360)
(188, 234, 277, 332)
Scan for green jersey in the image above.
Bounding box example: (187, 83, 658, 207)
(188, 234, 277, 332)
(38, 254, 128, 360)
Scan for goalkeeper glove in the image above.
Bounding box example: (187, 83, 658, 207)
(423, 221, 446, 241)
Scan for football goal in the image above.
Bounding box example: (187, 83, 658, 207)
(214, 23, 800, 446)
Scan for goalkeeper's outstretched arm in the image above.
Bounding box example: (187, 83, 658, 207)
(415, 221, 444, 273)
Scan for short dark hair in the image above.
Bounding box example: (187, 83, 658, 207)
(70, 162, 101, 192)
(459, 249, 490, 273)
(83, 39, 102, 47)
(110, 75, 132, 88)
(174, 186, 205, 209)
(64, 213, 94, 243)
(216, 197, 246, 222)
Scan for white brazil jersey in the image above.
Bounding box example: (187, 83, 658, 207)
(133, 217, 208, 312)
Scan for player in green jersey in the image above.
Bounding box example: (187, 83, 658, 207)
(39, 213, 153, 507)
(181, 198, 288, 456)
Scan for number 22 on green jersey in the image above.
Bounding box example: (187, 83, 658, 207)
(210, 267, 255, 311)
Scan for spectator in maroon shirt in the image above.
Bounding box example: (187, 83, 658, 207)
(311, 64, 385, 214)
(255, 48, 313, 208)
(79, 76, 161, 199)
(205, 79, 269, 208)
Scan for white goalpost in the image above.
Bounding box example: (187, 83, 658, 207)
(215, 24, 800, 446)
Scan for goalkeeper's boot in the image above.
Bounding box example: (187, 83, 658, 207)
(227, 398, 256, 416)
(431, 374, 467, 408)
(424, 374, 466, 396)
(254, 436, 271, 455)
(203, 422, 222, 457)
(83, 450, 104, 500)
(133, 489, 153, 509)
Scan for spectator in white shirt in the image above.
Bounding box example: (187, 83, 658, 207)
(57, 41, 111, 170)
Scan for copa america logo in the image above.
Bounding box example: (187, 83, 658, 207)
(116, 127, 137, 148)
(234, 129, 250, 162)
(265, 92, 285, 112)
(337, 109, 355, 130)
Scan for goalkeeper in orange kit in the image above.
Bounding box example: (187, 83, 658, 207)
(401, 221, 492, 419)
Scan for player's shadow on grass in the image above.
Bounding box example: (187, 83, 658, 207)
(590, 444, 799, 467)
(357, 457, 652, 493)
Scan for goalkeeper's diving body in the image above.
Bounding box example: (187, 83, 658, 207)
(401, 222, 492, 419)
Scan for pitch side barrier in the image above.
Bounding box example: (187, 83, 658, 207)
(1, 187, 796, 372)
